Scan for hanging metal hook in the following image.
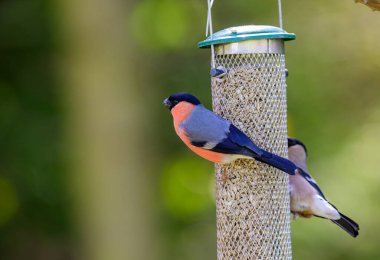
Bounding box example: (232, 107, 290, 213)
(206, 0, 284, 70)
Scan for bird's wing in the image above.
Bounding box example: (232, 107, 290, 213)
(190, 123, 266, 158)
(297, 168, 325, 198)
(225, 124, 263, 156)
(180, 105, 230, 147)
(181, 106, 263, 157)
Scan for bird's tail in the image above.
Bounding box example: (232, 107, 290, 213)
(256, 150, 297, 175)
(331, 212, 359, 238)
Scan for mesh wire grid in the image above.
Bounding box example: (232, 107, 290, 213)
(212, 53, 292, 259)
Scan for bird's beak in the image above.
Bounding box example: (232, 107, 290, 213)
(163, 98, 171, 108)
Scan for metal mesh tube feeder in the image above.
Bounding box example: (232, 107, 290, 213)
(199, 25, 295, 259)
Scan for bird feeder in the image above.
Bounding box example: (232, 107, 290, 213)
(199, 25, 295, 259)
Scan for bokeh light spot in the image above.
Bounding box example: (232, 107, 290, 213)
(160, 156, 213, 219)
(0, 177, 19, 226)
(130, 0, 190, 51)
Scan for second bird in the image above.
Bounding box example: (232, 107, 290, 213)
(288, 138, 359, 237)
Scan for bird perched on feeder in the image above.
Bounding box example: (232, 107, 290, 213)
(288, 138, 359, 237)
(355, 0, 380, 11)
(163, 92, 299, 176)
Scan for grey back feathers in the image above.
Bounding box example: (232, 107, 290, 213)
(288, 143, 325, 198)
(180, 105, 229, 145)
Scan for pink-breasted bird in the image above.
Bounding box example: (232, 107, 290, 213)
(288, 138, 359, 237)
(163, 92, 299, 175)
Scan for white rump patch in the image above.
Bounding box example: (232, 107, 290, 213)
(313, 195, 340, 220)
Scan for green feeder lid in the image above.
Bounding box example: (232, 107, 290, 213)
(198, 25, 295, 48)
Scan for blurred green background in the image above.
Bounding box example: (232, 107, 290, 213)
(0, 0, 379, 259)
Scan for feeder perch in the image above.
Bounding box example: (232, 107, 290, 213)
(199, 25, 295, 259)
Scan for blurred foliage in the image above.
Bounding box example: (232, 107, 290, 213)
(0, 177, 19, 226)
(160, 155, 213, 218)
(130, 0, 191, 51)
(0, 0, 379, 259)
(0, 0, 71, 259)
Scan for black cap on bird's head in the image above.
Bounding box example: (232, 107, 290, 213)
(163, 92, 201, 110)
(288, 137, 308, 155)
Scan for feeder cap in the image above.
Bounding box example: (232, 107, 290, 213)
(198, 25, 296, 48)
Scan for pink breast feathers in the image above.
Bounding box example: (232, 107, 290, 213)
(171, 102, 225, 163)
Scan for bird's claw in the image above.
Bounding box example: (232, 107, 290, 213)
(216, 169, 236, 184)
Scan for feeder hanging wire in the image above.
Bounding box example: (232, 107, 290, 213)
(206, 0, 284, 37)
(278, 0, 283, 29)
(206, 0, 284, 67)
(206, 0, 216, 68)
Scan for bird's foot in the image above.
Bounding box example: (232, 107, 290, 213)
(216, 169, 236, 184)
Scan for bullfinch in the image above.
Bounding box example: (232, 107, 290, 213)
(288, 138, 359, 237)
(163, 92, 299, 176)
